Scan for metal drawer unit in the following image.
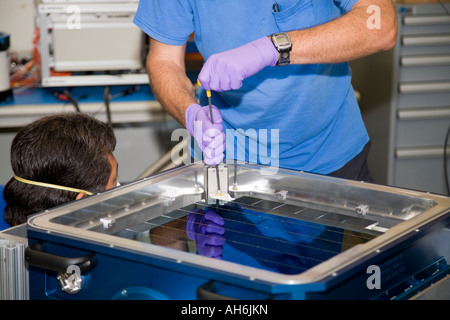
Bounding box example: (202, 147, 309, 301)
(351, 3, 450, 195)
(394, 3, 450, 195)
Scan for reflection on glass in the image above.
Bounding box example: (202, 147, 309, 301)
(117, 196, 377, 275)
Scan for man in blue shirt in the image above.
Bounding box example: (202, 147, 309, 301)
(134, 0, 397, 180)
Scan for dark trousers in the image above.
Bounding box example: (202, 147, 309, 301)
(328, 142, 373, 183)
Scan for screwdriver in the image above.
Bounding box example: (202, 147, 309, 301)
(197, 80, 214, 123)
(197, 80, 221, 198)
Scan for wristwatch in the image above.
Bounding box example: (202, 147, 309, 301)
(271, 33, 292, 66)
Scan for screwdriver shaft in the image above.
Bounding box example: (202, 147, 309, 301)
(207, 92, 221, 194)
(198, 81, 221, 197)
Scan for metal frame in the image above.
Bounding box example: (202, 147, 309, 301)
(27, 162, 450, 287)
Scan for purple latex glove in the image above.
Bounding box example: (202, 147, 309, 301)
(186, 209, 226, 259)
(185, 103, 225, 166)
(198, 36, 278, 92)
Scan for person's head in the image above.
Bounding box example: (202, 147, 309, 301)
(3, 112, 118, 226)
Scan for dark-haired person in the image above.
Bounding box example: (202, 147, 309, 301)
(1, 112, 119, 230)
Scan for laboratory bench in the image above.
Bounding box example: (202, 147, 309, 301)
(0, 84, 183, 184)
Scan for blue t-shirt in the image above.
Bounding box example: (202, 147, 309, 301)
(134, 0, 369, 174)
(0, 185, 10, 230)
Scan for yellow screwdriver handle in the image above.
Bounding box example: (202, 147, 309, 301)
(197, 80, 211, 98)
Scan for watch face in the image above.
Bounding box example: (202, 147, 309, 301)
(276, 34, 291, 47)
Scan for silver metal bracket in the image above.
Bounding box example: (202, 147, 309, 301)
(206, 164, 233, 204)
(57, 266, 82, 294)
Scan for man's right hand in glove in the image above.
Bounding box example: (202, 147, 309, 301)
(185, 103, 225, 166)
